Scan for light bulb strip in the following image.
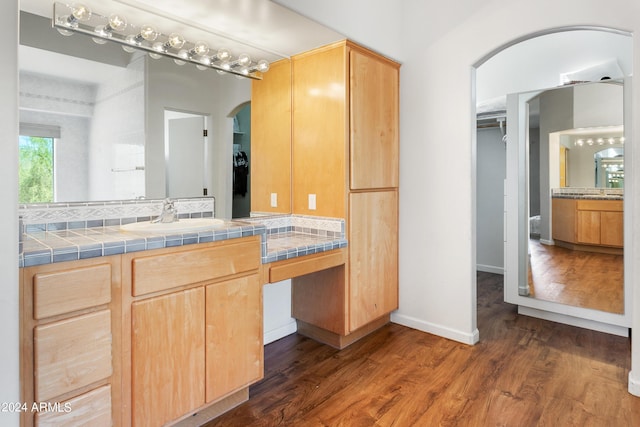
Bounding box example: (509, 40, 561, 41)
(53, 2, 268, 79)
(574, 136, 626, 147)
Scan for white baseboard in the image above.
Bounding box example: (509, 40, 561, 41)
(540, 238, 554, 245)
(264, 320, 297, 345)
(476, 264, 504, 275)
(518, 306, 629, 337)
(629, 371, 640, 396)
(391, 313, 479, 345)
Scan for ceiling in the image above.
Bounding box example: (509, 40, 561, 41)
(20, 0, 344, 62)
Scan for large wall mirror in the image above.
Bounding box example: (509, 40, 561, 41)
(496, 29, 633, 337)
(523, 80, 625, 314)
(18, 0, 342, 218)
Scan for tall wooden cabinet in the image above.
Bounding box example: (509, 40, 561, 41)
(251, 59, 292, 214)
(289, 40, 400, 347)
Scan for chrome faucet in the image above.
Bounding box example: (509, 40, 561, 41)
(152, 199, 179, 223)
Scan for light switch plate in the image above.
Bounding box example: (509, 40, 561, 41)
(308, 194, 316, 210)
(270, 193, 278, 207)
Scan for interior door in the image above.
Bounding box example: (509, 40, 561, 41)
(167, 116, 205, 198)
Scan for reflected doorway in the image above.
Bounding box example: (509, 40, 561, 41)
(232, 104, 251, 218)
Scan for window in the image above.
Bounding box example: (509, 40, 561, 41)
(19, 135, 54, 203)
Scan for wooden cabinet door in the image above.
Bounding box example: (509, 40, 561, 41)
(601, 211, 624, 247)
(131, 288, 205, 427)
(576, 210, 601, 244)
(349, 48, 399, 190)
(349, 191, 399, 331)
(292, 43, 348, 218)
(205, 274, 263, 402)
(251, 59, 292, 214)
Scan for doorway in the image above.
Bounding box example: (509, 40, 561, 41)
(232, 104, 251, 218)
(474, 28, 632, 335)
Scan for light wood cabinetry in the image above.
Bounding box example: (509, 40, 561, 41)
(289, 41, 400, 348)
(251, 58, 292, 213)
(552, 197, 623, 251)
(122, 236, 263, 426)
(21, 257, 121, 427)
(131, 288, 205, 427)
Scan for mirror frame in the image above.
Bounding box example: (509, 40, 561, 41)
(504, 78, 632, 336)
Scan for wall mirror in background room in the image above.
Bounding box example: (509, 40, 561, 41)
(521, 80, 625, 315)
(17, 0, 343, 218)
(477, 28, 633, 336)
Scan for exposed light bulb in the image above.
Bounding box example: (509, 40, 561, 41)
(196, 65, 208, 71)
(216, 48, 231, 61)
(620, 136, 626, 144)
(56, 27, 74, 36)
(191, 41, 209, 56)
(586, 138, 594, 146)
(69, 3, 92, 23)
(139, 25, 158, 41)
(167, 33, 185, 49)
(597, 138, 604, 145)
(608, 138, 615, 144)
(108, 14, 127, 32)
(575, 139, 584, 147)
(174, 49, 189, 65)
(256, 59, 270, 73)
(238, 53, 251, 67)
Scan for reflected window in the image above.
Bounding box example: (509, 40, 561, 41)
(19, 135, 54, 203)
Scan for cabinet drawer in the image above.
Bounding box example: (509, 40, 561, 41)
(576, 199, 623, 212)
(131, 238, 261, 296)
(269, 249, 346, 283)
(34, 310, 112, 401)
(35, 385, 111, 427)
(33, 264, 112, 319)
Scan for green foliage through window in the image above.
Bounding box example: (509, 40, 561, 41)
(19, 136, 54, 203)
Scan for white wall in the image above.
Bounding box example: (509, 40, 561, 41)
(1, 1, 19, 425)
(476, 128, 505, 273)
(275, 0, 640, 394)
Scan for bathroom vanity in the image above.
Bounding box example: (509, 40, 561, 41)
(18, 35, 399, 426)
(552, 192, 623, 252)
(19, 214, 348, 427)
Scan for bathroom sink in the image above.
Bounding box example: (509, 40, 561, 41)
(120, 218, 226, 234)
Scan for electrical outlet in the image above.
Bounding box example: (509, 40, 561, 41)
(308, 194, 316, 210)
(270, 193, 278, 208)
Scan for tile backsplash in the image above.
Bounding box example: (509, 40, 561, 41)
(19, 197, 215, 233)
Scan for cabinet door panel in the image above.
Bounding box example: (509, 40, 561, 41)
(601, 211, 624, 247)
(34, 310, 112, 402)
(576, 211, 601, 244)
(131, 288, 205, 427)
(292, 43, 347, 218)
(349, 191, 398, 331)
(350, 49, 399, 190)
(251, 59, 292, 213)
(205, 275, 263, 402)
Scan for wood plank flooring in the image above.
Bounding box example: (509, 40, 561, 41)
(203, 272, 639, 426)
(528, 238, 624, 314)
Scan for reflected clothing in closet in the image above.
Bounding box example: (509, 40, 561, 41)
(233, 151, 249, 197)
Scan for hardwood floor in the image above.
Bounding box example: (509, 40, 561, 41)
(528, 238, 624, 313)
(203, 272, 639, 426)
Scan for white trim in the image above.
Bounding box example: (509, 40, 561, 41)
(476, 264, 504, 275)
(518, 306, 629, 337)
(391, 313, 480, 345)
(628, 371, 640, 396)
(263, 320, 297, 345)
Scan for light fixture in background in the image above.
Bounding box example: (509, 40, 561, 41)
(53, 2, 270, 79)
(574, 136, 625, 147)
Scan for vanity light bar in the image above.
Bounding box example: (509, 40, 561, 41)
(574, 136, 625, 146)
(52, 2, 269, 80)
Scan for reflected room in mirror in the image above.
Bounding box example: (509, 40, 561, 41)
(525, 80, 625, 314)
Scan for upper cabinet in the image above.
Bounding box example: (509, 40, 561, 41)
(291, 41, 400, 218)
(349, 49, 400, 190)
(251, 59, 292, 214)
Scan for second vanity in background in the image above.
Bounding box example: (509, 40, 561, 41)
(252, 40, 400, 348)
(551, 188, 623, 253)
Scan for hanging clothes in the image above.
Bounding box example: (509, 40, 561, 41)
(233, 150, 249, 197)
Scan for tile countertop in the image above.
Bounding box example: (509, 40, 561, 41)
(20, 220, 348, 268)
(551, 194, 623, 200)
